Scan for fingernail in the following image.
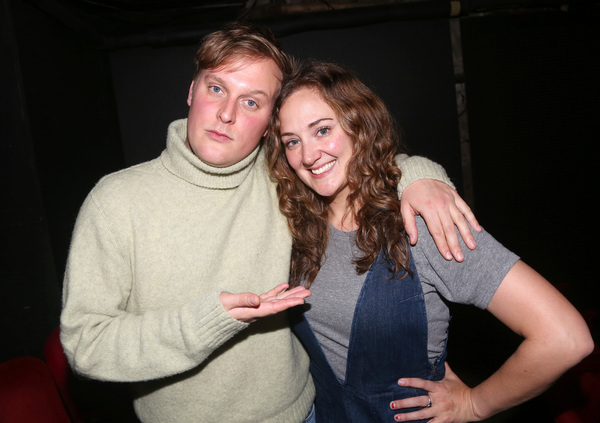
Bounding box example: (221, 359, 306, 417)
(390, 402, 395, 409)
(445, 251, 453, 260)
(398, 378, 406, 386)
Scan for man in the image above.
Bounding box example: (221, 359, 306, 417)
(60, 22, 478, 423)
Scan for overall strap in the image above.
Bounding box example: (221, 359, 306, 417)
(292, 252, 446, 422)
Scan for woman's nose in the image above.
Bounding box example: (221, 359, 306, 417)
(302, 143, 320, 167)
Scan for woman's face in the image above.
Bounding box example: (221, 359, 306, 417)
(278, 88, 354, 204)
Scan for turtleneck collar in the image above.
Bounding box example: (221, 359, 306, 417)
(160, 119, 260, 190)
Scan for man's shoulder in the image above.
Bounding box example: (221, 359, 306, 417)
(92, 158, 162, 197)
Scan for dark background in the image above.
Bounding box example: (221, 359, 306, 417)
(1, 0, 598, 421)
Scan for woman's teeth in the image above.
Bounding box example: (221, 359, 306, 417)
(311, 160, 335, 175)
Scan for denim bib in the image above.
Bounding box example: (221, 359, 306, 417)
(292, 252, 447, 422)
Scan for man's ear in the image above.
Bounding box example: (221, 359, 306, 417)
(187, 81, 195, 106)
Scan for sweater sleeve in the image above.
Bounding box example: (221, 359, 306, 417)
(60, 193, 248, 382)
(394, 154, 455, 199)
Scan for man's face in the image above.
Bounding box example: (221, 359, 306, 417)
(185, 58, 282, 167)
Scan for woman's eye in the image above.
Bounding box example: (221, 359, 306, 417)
(316, 127, 330, 136)
(284, 139, 299, 148)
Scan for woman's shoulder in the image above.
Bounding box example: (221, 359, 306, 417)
(410, 216, 519, 307)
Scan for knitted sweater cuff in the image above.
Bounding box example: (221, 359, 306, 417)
(189, 291, 249, 360)
(395, 154, 455, 199)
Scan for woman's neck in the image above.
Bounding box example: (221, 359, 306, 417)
(328, 200, 358, 232)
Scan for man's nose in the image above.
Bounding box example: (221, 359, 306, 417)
(218, 98, 236, 124)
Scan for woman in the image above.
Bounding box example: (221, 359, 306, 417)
(265, 60, 594, 422)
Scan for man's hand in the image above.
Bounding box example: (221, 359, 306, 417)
(220, 283, 311, 323)
(401, 180, 481, 262)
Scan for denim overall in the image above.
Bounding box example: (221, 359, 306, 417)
(292, 253, 447, 422)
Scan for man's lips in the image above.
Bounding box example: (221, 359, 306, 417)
(206, 129, 232, 142)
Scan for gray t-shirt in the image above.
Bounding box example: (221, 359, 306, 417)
(304, 216, 519, 381)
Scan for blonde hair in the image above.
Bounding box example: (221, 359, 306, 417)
(193, 22, 293, 81)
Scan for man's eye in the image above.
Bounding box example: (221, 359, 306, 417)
(210, 86, 222, 93)
(246, 99, 257, 108)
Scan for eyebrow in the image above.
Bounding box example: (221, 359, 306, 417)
(204, 74, 269, 98)
(308, 118, 333, 128)
(280, 118, 333, 138)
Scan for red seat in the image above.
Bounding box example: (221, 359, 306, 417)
(43, 327, 82, 423)
(0, 356, 71, 423)
(42, 327, 139, 423)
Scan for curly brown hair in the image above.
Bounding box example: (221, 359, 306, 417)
(265, 60, 410, 287)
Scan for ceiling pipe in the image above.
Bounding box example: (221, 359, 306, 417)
(31, 0, 582, 50)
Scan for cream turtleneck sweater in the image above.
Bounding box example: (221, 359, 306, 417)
(60, 118, 452, 423)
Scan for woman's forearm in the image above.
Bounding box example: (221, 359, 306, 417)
(474, 261, 594, 419)
(471, 328, 592, 420)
